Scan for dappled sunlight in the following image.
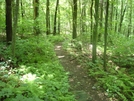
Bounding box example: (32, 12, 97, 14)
(55, 45, 62, 50)
(58, 55, 65, 58)
(20, 73, 37, 82)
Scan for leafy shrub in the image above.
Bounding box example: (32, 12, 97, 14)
(0, 36, 75, 101)
(88, 65, 134, 101)
(110, 34, 134, 67)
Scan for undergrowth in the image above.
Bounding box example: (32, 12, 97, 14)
(88, 60, 134, 101)
(0, 35, 75, 101)
(62, 35, 134, 101)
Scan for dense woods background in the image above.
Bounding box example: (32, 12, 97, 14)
(0, 0, 134, 101)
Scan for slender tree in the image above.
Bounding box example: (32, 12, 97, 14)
(12, 0, 19, 58)
(118, 1, 127, 33)
(72, 0, 77, 39)
(103, 0, 109, 71)
(58, 6, 60, 34)
(92, 0, 99, 63)
(33, 0, 40, 35)
(46, 0, 50, 35)
(127, 0, 132, 37)
(53, 0, 59, 35)
(114, 0, 118, 33)
(98, 0, 103, 41)
(20, 0, 25, 36)
(81, 0, 86, 33)
(90, 0, 93, 43)
(110, 0, 114, 30)
(5, 0, 12, 44)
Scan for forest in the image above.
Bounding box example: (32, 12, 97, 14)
(0, 0, 134, 101)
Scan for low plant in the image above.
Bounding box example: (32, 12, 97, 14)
(88, 64, 134, 101)
(0, 36, 75, 101)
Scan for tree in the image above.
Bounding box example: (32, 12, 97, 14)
(53, 0, 59, 35)
(33, 0, 40, 35)
(98, 0, 104, 41)
(72, 0, 77, 39)
(5, 0, 12, 44)
(103, 0, 109, 71)
(20, 0, 24, 35)
(46, 0, 50, 35)
(90, 0, 93, 43)
(81, 0, 86, 33)
(58, 6, 60, 34)
(118, 1, 127, 33)
(92, 0, 99, 63)
(12, 0, 19, 59)
(127, 0, 132, 37)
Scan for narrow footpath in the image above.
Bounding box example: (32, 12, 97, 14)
(54, 43, 110, 101)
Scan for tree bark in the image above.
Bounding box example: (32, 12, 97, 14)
(92, 0, 99, 63)
(5, 0, 12, 44)
(33, 0, 40, 35)
(53, 0, 59, 35)
(90, 0, 93, 43)
(72, 0, 77, 39)
(98, 0, 103, 41)
(127, 0, 132, 37)
(12, 0, 19, 59)
(58, 6, 60, 34)
(103, 0, 109, 71)
(118, 1, 127, 33)
(46, 0, 50, 35)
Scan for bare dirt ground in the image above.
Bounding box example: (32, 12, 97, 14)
(54, 43, 111, 101)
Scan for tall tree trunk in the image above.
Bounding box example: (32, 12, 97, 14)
(33, 0, 40, 35)
(103, 0, 109, 71)
(12, 0, 19, 59)
(92, 0, 99, 63)
(110, 0, 114, 30)
(81, 1, 86, 33)
(46, 0, 50, 35)
(58, 6, 60, 34)
(5, 0, 12, 44)
(98, 0, 103, 41)
(127, 0, 132, 37)
(72, 0, 77, 39)
(114, 0, 118, 33)
(118, 1, 127, 33)
(53, 0, 59, 35)
(20, 0, 24, 36)
(90, 0, 93, 43)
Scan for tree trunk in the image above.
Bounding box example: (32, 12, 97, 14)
(53, 0, 59, 35)
(98, 0, 103, 41)
(12, 0, 19, 59)
(5, 0, 12, 44)
(127, 0, 132, 37)
(20, 0, 24, 36)
(72, 0, 77, 39)
(58, 6, 60, 34)
(103, 0, 109, 71)
(118, 1, 127, 33)
(90, 0, 93, 43)
(92, 0, 99, 63)
(33, 0, 40, 35)
(81, 1, 86, 33)
(46, 0, 50, 35)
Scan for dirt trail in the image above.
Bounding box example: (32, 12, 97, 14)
(54, 43, 110, 101)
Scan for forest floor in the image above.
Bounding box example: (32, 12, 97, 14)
(54, 42, 111, 101)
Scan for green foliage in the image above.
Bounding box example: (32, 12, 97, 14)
(110, 34, 134, 67)
(88, 64, 134, 101)
(0, 36, 75, 101)
(47, 35, 65, 44)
